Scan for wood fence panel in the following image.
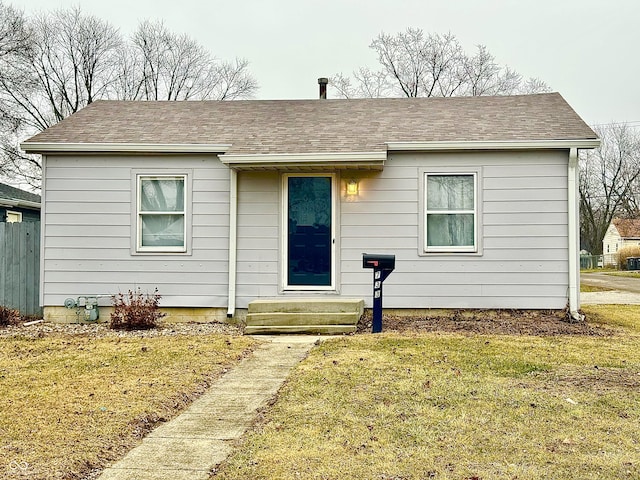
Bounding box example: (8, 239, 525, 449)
(0, 222, 41, 316)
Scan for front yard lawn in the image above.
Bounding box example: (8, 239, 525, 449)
(214, 306, 640, 480)
(0, 326, 256, 480)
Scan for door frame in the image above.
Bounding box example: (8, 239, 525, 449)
(281, 173, 337, 291)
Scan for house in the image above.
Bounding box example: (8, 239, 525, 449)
(0, 182, 41, 223)
(602, 218, 640, 266)
(21, 91, 599, 329)
(0, 182, 41, 316)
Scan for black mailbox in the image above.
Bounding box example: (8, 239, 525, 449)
(363, 254, 396, 270)
(362, 253, 395, 333)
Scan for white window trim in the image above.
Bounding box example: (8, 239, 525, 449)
(418, 167, 483, 256)
(131, 170, 192, 255)
(6, 210, 22, 223)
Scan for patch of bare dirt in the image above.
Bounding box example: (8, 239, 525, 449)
(357, 309, 612, 336)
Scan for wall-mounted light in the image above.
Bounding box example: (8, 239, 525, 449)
(346, 179, 359, 196)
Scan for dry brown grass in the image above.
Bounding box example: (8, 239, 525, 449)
(214, 307, 640, 480)
(0, 329, 256, 479)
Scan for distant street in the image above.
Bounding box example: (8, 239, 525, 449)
(581, 272, 640, 293)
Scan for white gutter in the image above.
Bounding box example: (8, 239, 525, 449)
(219, 151, 386, 170)
(39, 156, 47, 308)
(567, 147, 583, 321)
(20, 142, 232, 154)
(0, 199, 41, 209)
(386, 139, 601, 151)
(227, 169, 238, 318)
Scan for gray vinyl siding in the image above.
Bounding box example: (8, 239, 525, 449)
(43, 149, 571, 311)
(230, 150, 569, 310)
(339, 150, 569, 309)
(42, 154, 229, 307)
(235, 171, 280, 307)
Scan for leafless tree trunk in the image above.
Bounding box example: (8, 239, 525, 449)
(579, 124, 640, 254)
(331, 28, 550, 99)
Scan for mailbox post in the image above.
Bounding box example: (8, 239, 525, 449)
(362, 253, 395, 333)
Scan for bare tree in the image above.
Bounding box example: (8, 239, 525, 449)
(331, 68, 394, 99)
(0, 6, 123, 188)
(331, 28, 550, 99)
(130, 20, 257, 101)
(0, 0, 28, 129)
(0, 1, 37, 186)
(0, 6, 259, 188)
(7, 7, 122, 130)
(579, 124, 640, 254)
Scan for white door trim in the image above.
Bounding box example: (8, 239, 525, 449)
(281, 173, 337, 291)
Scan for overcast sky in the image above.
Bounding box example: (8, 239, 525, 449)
(15, 0, 640, 126)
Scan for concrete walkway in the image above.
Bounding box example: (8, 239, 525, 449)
(97, 335, 320, 480)
(581, 290, 640, 305)
(581, 272, 640, 305)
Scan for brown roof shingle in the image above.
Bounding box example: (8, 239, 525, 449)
(613, 218, 640, 238)
(0, 182, 41, 204)
(24, 93, 597, 155)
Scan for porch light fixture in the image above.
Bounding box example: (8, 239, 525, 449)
(346, 179, 359, 196)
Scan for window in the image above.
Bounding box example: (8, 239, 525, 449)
(6, 211, 22, 223)
(137, 175, 186, 252)
(424, 173, 477, 252)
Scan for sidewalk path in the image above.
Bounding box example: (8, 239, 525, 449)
(581, 290, 640, 305)
(97, 335, 320, 480)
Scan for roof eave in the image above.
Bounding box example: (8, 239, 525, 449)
(219, 152, 387, 171)
(0, 199, 41, 209)
(385, 139, 601, 151)
(20, 142, 232, 154)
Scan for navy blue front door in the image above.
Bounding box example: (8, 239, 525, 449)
(287, 176, 332, 287)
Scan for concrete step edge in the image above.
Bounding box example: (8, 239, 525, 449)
(246, 312, 360, 326)
(248, 298, 364, 314)
(244, 325, 357, 335)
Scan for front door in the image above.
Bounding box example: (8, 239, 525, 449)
(284, 174, 335, 289)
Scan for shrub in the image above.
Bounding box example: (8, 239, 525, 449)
(616, 245, 640, 270)
(0, 305, 21, 327)
(110, 288, 166, 330)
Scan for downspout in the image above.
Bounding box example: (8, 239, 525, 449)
(567, 148, 583, 321)
(40, 155, 47, 310)
(227, 168, 237, 318)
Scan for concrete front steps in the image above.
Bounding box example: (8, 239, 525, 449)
(245, 298, 364, 334)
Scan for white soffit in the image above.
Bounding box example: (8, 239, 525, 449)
(20, 142, 232, 154)
(386, 139, 601, 151)
(219, 152, 387, 170)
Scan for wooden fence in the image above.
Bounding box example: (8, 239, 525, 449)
(0, 222, 41, 316)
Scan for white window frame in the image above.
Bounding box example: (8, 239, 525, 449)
(419, 167, 482, 255)
(6, 210, 22, 223)
(134, 173, 190, 254)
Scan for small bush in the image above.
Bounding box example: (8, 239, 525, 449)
(616, 245, 640, 270)
(110, 288, 166, 330)
(0, 305, 21, 327)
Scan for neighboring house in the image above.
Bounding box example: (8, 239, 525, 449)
(21, 92, 599, 325)
(0, 182, 41, 223)
(602, 218, 640, 266)
(0, 182, 41, 316)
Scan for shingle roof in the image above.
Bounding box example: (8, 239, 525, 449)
(613, 218, 640, 238)
(0, 182, 41, 204)
(23, 93, 597, 155)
